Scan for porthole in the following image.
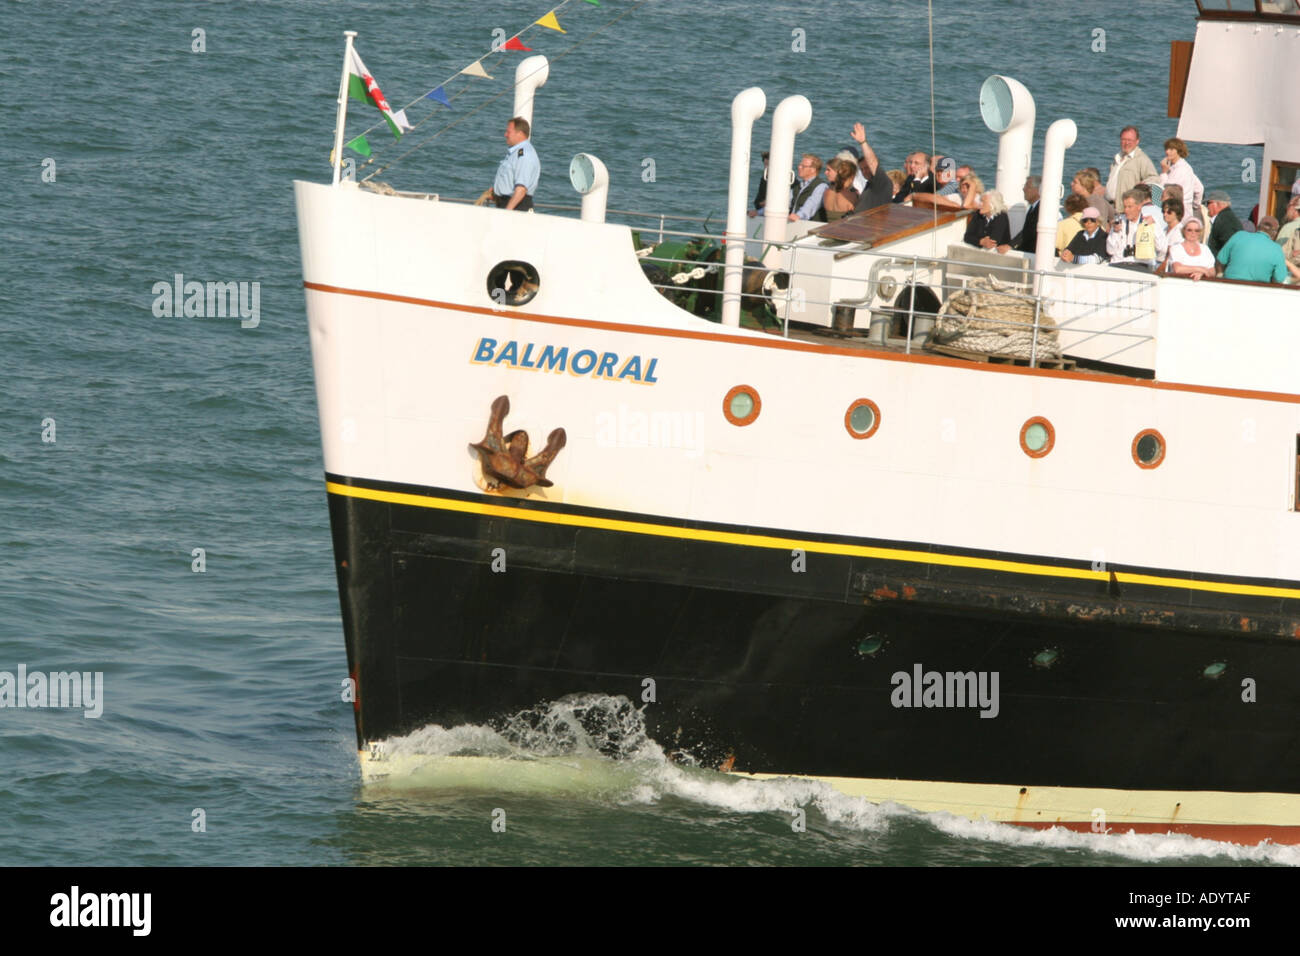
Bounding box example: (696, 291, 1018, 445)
(1019, 417, 1055, 458)
(856, 635, 885, 657)
(486, 260, 540, 307)
(844, 399, 882, 439)
(1032, 648, 1061, 669)
(1202, 661, 1227, 680)
(1132, 428, 1166, 469)
(723, 385, 761, 426)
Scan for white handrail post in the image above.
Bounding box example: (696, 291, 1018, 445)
(783, 241, 795, 338)
(1030, 285, 1042, 367)
(332, 31, 358, 186)
(905, 258, 918, 353)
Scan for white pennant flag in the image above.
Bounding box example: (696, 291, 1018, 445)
(460, 59, 494, 80)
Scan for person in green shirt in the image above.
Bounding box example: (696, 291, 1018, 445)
(1217, 216, 1289, 283)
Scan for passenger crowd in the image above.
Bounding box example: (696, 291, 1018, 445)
(751, 123, 1300, 285)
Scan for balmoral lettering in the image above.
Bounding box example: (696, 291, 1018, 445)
(537, 345, 568, 371)
(471, 337, 660, 384)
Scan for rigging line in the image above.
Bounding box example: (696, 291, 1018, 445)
(347, 45, 514, 175)
(350, 48, 517, 146)
(928, 0, 937, 241)
(349, 50, 502, 146)
(363, 0, 652, 183)
(361, 0, 648, 179)
(350, 49, 528, 178)
(400, 0, 583, 115)
(352, 0, 588, 144)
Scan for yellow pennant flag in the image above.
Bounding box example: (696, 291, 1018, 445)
(461, 59, 494, 79)
(535, 11, 566, 33)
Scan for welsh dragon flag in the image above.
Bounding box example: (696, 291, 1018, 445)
(348, 48, 413, 139)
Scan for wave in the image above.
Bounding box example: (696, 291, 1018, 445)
(359, 694, 1300, 865)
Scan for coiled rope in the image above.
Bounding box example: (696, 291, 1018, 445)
(932, 276, 1061, 358)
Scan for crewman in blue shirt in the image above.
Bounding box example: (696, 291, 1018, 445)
(479, 116, 540, 211)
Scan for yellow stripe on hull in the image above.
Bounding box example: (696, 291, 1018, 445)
(327, 481, 1300, 602)
(732, 771, 1300, 842)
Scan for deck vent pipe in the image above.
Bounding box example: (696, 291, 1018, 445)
(980, 75, 1035, 236)
(1036, 118, 1077, 276)
(570, 153, 608, 223)
(513, 56, 549, 129)
(1034, 118, 1076, 278)
(723, 87, 767, 328)
(762, 95, 812, 262)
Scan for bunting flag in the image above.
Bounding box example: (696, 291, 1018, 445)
(535, 11, 565, 32)
(345, 134, 372, 158)
(386, 0, 604, 146)
(348, 48, 413, 139)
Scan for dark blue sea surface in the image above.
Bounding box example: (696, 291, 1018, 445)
(1, 0, 1291, 866)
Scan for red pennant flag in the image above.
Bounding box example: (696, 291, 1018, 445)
(503, 36, 532, 51)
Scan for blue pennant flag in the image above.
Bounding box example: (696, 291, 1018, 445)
(426, 86, 452, 109)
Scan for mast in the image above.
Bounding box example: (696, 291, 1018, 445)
(331, 31, 358, 186)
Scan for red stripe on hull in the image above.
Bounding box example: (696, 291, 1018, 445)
(301, 280, 1300, 404)
(1006, 820, 1300, 846)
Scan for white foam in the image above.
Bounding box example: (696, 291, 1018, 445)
(643, 761, 901, 832)
(360, 694, 1300, 862)
(363, 694, 663, 794)
(371, 721, 514, 760)
(929, 810, 1300, 865)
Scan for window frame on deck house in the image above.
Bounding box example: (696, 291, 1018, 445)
(1267, 161, 1299, 222)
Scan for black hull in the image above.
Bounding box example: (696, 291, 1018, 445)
(327, 474, 1300, 796)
